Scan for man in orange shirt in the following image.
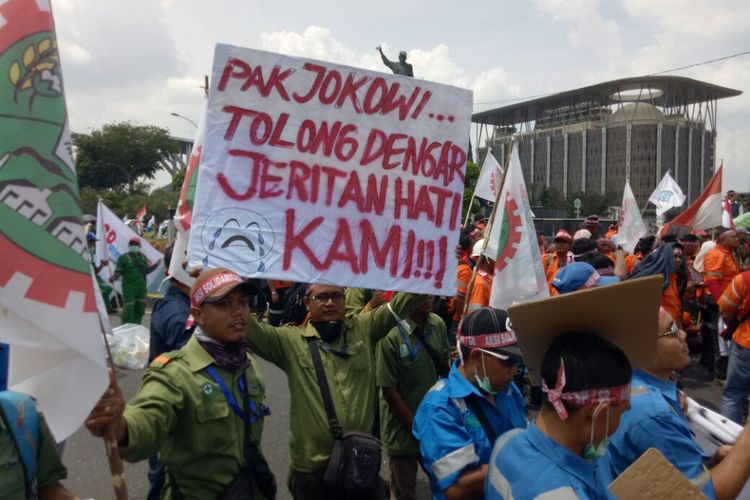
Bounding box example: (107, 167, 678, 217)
(719, 270, 750, 423)
(448, 231, 475, 345)
(541, 230, 573, 285)
(468, 239, 495, 312)
(702, 229, 741, 379)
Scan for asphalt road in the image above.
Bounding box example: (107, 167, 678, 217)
(60, 314, 723, 499)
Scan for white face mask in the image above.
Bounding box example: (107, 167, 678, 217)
(128, 245, 139, 253)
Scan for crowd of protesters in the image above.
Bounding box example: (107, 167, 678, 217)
(6, 196, 750, 500)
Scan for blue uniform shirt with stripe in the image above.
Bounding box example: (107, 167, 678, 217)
(413, 361, 527, 499)
(485, 422, 606, 499)
(602, 370, 715, 499)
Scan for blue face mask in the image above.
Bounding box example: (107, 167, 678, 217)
(582, 403, 610, 461)
(474, 352, 499, 395)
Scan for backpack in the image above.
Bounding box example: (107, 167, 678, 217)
(0, 391, 40, 494)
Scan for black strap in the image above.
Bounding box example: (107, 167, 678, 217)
(413, 328, 448, 377)
(464, 396, 497, 444)
(307, 339, 343, 439)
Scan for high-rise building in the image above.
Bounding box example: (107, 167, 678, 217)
(472, 76, 741, 209)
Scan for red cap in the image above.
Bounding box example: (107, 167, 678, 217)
(190, 268, 254, 308)
(128, 237, 141, 246)
(554, 229, 572, 242)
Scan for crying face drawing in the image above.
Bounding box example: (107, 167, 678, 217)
(200, 208, 275, 272)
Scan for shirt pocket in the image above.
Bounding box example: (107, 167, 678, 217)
(195, 400, 230, 424)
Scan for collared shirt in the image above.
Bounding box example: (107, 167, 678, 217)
(412, 361, 527, 499)
(376, 314, 450, 455)
(246, 292, 424, 472)
(120, 336, 268, 499)
(603, 370, 715, 499)
(0, 410, 66, 500)
(485, 422, 604, 499)
(149, 285, 192, 362)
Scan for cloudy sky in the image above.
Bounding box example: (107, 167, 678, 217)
(53, 0, 750, 190)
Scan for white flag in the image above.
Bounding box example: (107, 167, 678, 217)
(474, 149, 504, 202)
(619, 181, 647, 254)
(486, 147, 549, 310)
(648, 172, 686, 216)
(96, 201, 165, 293)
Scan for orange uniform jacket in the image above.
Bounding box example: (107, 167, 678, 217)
(468, 271, 493, 311)
(703, 246, 740, 301)
(662, 274, 682, 327)
(452, 261, 474, 321)
(719, 271, 750, 349)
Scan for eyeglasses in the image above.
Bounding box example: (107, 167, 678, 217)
(307, 293, 346, 305)
(659, 323, 680, 339)
(478, 348, 521, 367)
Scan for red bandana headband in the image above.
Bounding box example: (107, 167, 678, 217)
(541, 359, 631, 420)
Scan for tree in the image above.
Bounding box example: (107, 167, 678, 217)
(462, 160, 481, 218)
(73, 122, 178, 194)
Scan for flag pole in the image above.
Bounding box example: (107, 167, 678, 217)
(95, 311, 130, 500)
(461, 140, 515, 319)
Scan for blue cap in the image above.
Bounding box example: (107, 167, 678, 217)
(551, 262, 619, 294)
(86, 231, 97, 242)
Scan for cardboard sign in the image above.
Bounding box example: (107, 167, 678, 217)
(608, 448, 706, 499)
(187, 44, 472, 294)
(507, 276, 662, 386)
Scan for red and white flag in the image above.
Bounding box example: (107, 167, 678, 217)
(474, 149, 504, 202)
(135, 204, 147, 221)
(661, 164, 723, 235)
(170, 100, 207, 287)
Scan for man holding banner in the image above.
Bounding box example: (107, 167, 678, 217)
(246, 285, 424, 499)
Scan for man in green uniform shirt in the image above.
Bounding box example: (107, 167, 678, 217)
(376, 296, 450, 500)
(87, 268, 275, 499)
(0, 391, 76, 500)
(246, 284, 424, 500)
(109, 237, 151, 325)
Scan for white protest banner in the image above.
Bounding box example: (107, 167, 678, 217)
(188, 44, 472, 294)
(96, 201, 164, 293)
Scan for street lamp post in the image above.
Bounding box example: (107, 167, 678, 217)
(170, 112, 198, 129)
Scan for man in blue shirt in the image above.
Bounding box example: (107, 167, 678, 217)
(485, 333, 632, 499)
(486, 275, 664, 499)
(413, 308, 526, 500)
(604, 308, 750, 499)
(148, 242, 194, 362)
